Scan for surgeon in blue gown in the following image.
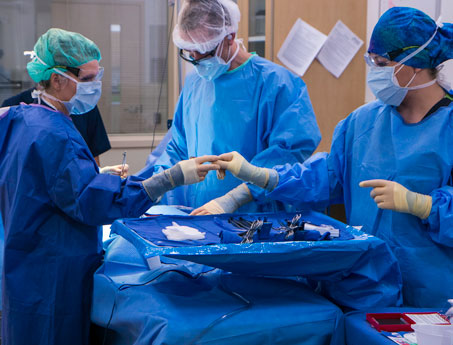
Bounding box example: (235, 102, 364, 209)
(138, 0, 320, 214)
(207, 7, 453, 308)
(0, 28, 219, 345)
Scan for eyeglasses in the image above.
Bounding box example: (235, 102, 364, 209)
(179, 48, 216, 66)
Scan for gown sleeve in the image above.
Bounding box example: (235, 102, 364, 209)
(263, 118, 349, 209)
(247, 72, 321, 203)
(49, 141, 154, 226)
(423, 184, 453, 246)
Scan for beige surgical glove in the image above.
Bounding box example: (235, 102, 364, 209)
(142, 155, 220, 202)
(359, 179, 432, 219)
(216, 151, 278, 191)
(190, 183, 253, 215)
(100, 164, 130, 178)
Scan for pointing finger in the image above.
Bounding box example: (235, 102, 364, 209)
(359, 179, 389, 188)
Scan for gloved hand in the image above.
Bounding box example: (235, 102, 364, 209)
(359, 179, 432, 219)
(191, 183, 253, 215)
(100, 164, 129, 178)
(142, 155, 220, 202)
(176, 155, 220, 185)
(191, 199, 226, 216)
(216, 151, 278, 191)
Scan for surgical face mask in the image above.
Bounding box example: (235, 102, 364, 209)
(367, 63, 437, 106)
(53, 68, 103, 115)
(194, 39, 240, 81)
(366, 22, 440, 106)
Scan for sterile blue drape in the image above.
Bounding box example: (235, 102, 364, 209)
(110, 211, 403, 309)
(92, 236, 343, 345)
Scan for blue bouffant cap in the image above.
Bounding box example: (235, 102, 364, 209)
(368, 7, 453, 68)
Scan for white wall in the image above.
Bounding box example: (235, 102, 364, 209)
(365, 0, 380, 102)
(440, 0, 453, 90)
(365, 0, 453, 102)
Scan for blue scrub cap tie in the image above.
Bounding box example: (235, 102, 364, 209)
(368, 7, 453, 68)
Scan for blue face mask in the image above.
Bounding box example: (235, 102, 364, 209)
(194, 40, 240, 81)
(366, 23, 440, 106)
(59, 68, 103, 114)
(65, 79, 102, 115)
(367, 65, 413, 106)
(367, 64, 437, 106)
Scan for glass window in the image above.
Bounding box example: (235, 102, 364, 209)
(0, 0, 170, 135)
(248, 0, 265, 57)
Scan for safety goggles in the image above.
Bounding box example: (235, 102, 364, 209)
(364, 53, 393, 67)
(364, 44, 426, 68)
(179, 48, 217, 66)
(54, 65, 104, 82)
(382, 46, 421, 61)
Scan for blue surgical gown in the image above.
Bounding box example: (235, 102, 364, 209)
(140, 55, 320, 212)
(263, 100, 453, 308)
(0, 104, 154, 345)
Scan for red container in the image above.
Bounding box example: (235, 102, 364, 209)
(366, 312, 450, 332)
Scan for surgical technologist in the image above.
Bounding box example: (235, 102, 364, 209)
(201, 7, 453, 308)
(0, 28, 219, 345)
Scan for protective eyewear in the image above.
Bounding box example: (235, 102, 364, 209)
(54, 65, 104, 81)
(364, 45, 422, 68)
(384, 46, 421, 61)
(179, 48, 216, 66)
(364, 53, 393, 67)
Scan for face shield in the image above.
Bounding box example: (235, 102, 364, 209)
(172, 0, 240, 54)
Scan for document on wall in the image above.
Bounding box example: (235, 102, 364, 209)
(316, 20, 364, 78)
(277, 18, 327, 76)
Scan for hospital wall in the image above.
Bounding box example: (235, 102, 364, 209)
(1, 1, 451, 174)
(103, 0, 453, 173)
(235, 0, 453, 153)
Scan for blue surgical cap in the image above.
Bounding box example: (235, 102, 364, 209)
(27, 28, 101, 83)
(368, 7, 453, 68)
